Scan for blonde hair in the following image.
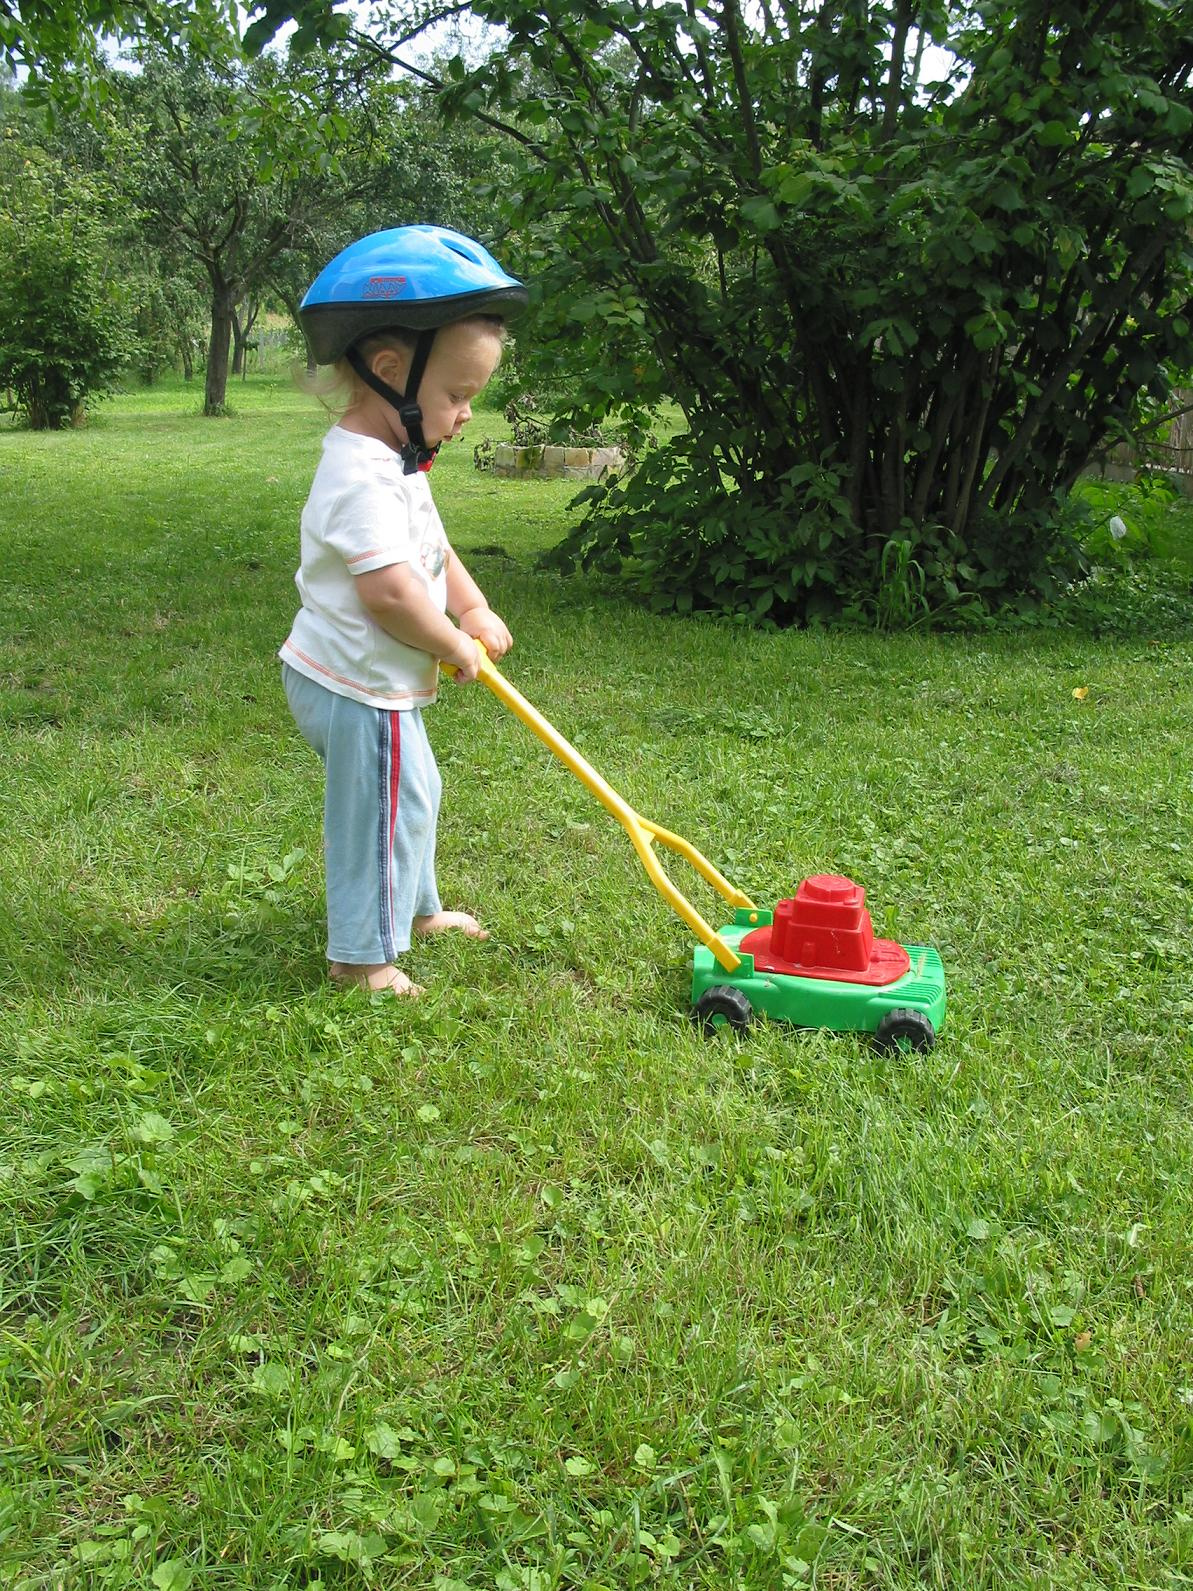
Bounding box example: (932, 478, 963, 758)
(298, 317, 507, 418)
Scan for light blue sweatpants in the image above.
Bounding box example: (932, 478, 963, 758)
(283, 665, 442, 963)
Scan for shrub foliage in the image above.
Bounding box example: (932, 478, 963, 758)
(0, 139, 134, 428)
(444, 0, 1193, 621)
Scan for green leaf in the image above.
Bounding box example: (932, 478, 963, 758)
(251, 1362, 289, 1396)
(1036, 120, 1071, 147)
(152, 1562, 194, 1591)
(315, 1530, 386, 1564)
(1081, 1411, 1118, 1445)
(776, 171, 815, 207)
(987, 181, 1023, 211)
(366, 1422, 407, 1460)
(740, 197, 779, 233)
(241, 17, 278, 54)
(178, 1273, 216, 1303)
(133, 1111, 176, 1145)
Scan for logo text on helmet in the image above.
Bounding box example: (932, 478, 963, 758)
(362, 275, 409, 299)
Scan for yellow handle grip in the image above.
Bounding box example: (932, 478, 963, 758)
(438, 636, 490, 680)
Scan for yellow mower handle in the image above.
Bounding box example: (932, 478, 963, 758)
(443, 643, 752, 972)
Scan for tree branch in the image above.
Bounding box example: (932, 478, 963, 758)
(718, 0, 762, 179)
(881, 0, 912, 141)
(979, 232, 1169, 509)
(347, 26, 546, 152)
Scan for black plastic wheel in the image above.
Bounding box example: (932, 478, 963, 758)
(693, 985, 753, 1035)
(873, 1008, 936, 1053)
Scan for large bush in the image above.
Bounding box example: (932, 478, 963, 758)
(0, 140, 134, 428)
(439, 0, 1193, 622)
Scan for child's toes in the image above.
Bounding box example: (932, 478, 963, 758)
(414, 911, 489, 940)
(378, 968, 425, 996)
(330, 961, 425, 996)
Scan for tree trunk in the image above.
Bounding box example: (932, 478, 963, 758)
(231, 309, 246, 379)
(278, 287, 316, 374)
(232, 298, 261, 380)
(26, 370, 72, 430)
(205, 284, 236, 415)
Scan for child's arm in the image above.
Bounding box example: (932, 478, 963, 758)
(355, 564, 485, 683)
(445, 549, 513, 661)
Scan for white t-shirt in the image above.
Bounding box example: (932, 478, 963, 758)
(280, 426, 449, 710)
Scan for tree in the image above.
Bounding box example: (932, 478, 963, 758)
(103, 44, 391, 413)
(134, 253, 208, 381)
(0, 124, 135, 426)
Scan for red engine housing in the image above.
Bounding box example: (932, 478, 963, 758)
(739, 874, 911, 986)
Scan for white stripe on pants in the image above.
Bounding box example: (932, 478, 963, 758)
(283, 664, 442, 962)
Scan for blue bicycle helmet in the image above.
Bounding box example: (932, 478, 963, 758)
(300, 225, 529, 473)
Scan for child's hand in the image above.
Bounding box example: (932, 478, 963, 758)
(445, 631, 483, 684)
(458, 605, 513, 661)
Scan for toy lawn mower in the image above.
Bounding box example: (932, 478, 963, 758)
(450, 649, 946, 1049)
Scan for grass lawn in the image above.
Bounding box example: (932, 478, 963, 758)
(2, 374, 1192, 1590)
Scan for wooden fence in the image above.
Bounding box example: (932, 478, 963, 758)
(1094, 390, 1193, 493)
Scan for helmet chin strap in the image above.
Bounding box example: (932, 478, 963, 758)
(346, 331, 439, 474)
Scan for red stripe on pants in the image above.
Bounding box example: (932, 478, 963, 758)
(387, 710, 401, 856)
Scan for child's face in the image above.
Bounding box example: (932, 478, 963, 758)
(374, 320, 503, 451)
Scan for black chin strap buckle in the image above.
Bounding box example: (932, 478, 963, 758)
(400, 441, 440, 474)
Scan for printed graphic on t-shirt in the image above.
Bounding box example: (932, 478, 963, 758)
(420, 538, 446, 581)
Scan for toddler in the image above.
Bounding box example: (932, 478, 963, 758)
(280, 225, 528, 996)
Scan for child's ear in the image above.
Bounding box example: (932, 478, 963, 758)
(371, 345, 411, 390)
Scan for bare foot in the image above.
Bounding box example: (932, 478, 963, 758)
(329, 960, 424, 997)
(413, 911, 489, 941)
